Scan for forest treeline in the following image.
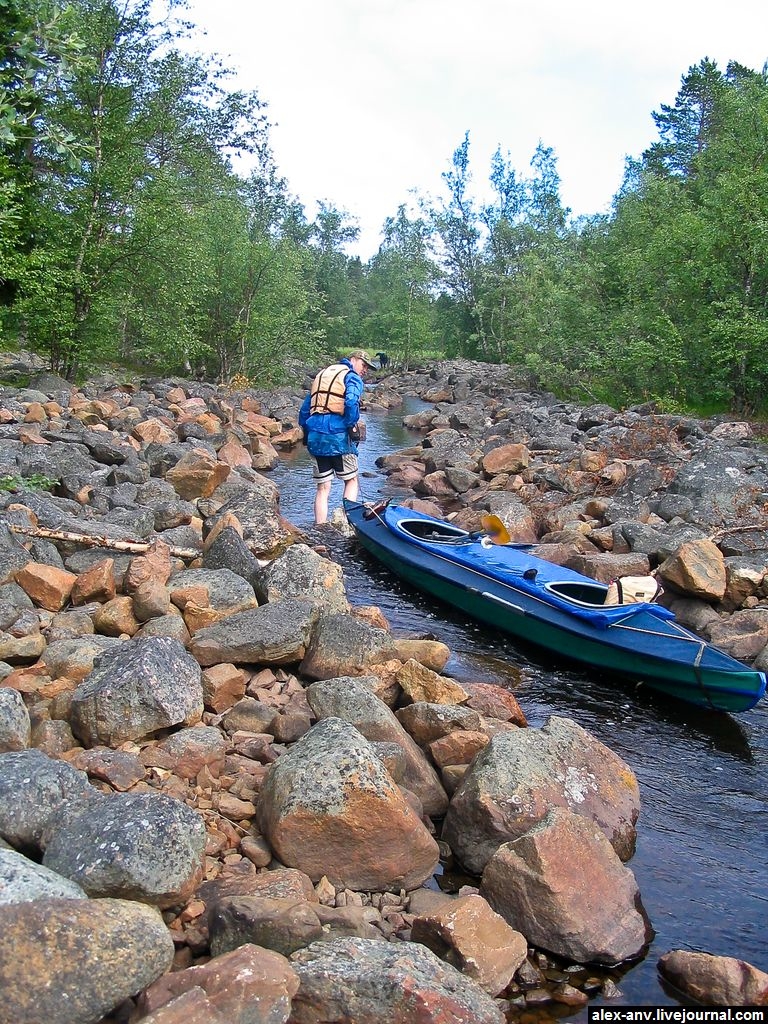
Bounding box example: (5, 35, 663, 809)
(2, 0, 768, 415)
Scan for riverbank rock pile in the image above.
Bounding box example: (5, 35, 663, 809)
(367, 359, 768, 673)
(0, 358, 766, 1022)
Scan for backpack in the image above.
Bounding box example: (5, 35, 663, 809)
(604, 575, 663, 606)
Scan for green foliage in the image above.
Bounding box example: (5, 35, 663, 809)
(427, 58, 768, 416)
(2, 15, 768, 418)
(0, 472, 58, 492)
(359, 205, 440, 368)
(590, 59, 768, 412)
(3, 0, 283, 380)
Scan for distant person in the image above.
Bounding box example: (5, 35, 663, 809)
(375, 351, 389, 368)
(298, 350, 378, 524)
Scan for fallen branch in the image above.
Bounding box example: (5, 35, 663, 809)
(8, 523, 202, 560)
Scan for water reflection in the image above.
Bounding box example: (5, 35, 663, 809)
(266, 393, 768, 1012)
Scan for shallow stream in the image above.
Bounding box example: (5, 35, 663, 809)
(267, 397, 768, 1012)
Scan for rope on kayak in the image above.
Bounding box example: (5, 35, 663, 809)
(614, 623, 718, 710)
(610, 621, 705, 641)
(693, 641, 717, 711)
(360, 499, 390, 526)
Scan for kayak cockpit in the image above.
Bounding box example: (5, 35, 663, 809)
(544, 579, 676, 627)
(546, 579, 610, 607)
(395, 518, 470, 543)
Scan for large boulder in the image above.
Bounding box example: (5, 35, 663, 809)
(43, 790, 206, 907)
(306, 677, 448, 818)
(0, 524, 33, 583)
(255, 543, 350, 614)
(288, 936, 505, 1024)
(395, 701, 484, 745)
(204, 481, 295, 559)
(0, 847, 88, 904)
(0, 748, 98, 854)
(0, 897, 174, 1024)
(201, 526, 264, 590)
(165, 448, 230, 499)
(442, 715, 640, 874)
(722, 555, 768, 611)
(14, 562, 78, 612)
(481, 443, 530, 476)
(257, 717, 439, 891)
(0, 688, 31, 751)
(168, 567, 258, 617)
(657, 950, 768, 1006)
(208, 896, 329, 958)
(666, 442, 768, 529)
(69, 636, 203, 745)
(190, 598, 318, 666)
(299, 612, 396, 680)
(658, 538, 727, 601)
(39, 635, 122, 683)
(707, 608, 768, 663)
(480, 806, 652, 965)
(410, 893, 527, 996)
(421, 428, 482, 472)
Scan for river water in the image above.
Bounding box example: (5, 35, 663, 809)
(267, 397, 768, 1012)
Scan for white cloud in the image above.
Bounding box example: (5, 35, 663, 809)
(185, 0, 768, 258)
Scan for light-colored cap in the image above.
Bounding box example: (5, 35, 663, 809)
(348, 350, 378, 369)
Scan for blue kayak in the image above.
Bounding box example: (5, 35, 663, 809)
(344, 500, 767, 714)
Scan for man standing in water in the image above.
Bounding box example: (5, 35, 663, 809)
(298, 350, 378, 524)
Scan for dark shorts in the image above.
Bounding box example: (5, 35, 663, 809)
(313, 454, 359, 483)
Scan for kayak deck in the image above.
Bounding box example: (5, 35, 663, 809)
(344, 500, 767, 713)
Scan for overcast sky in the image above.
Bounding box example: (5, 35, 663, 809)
(183, 0, 768, 259)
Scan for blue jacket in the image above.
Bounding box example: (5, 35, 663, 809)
(299, 359, 364, 457)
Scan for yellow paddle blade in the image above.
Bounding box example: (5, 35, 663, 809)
(480, 514, 511, 545)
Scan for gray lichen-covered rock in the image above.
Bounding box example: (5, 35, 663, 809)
(205, 482, 293, 558)
(667, 442, 768, 529)
(299, 612, 396, 680)
(254, 543, 350, 613)
(0, 748, 98, 853)
(0, 687, 31, 752)
(0, 581, 35, 625)
(257, 717, 439, 891)
(0, 847, 87, 904)
(0, 896, 174, 1024)
(42, 790, 206, 908)
(69, 636, 204, 745)
(0, 523, 32, 583)
(167, 567, 258, 615)
(201, 526, 264, 590)
(39, 634, 123, 682)
(442, 715, 640, 874)
(289, 936, 506, 1023)
(190, 598, 318, 666)
(306, 677, 448, 818)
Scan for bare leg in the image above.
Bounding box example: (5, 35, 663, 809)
(342, 475, 359, 503)
(314, 481, 332, 524)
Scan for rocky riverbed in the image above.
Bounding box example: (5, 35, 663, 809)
(1, 355, 767, 1023)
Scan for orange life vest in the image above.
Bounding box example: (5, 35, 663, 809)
(309, 363, 349, 415)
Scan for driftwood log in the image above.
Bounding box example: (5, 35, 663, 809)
(8, 524, 202, 561)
